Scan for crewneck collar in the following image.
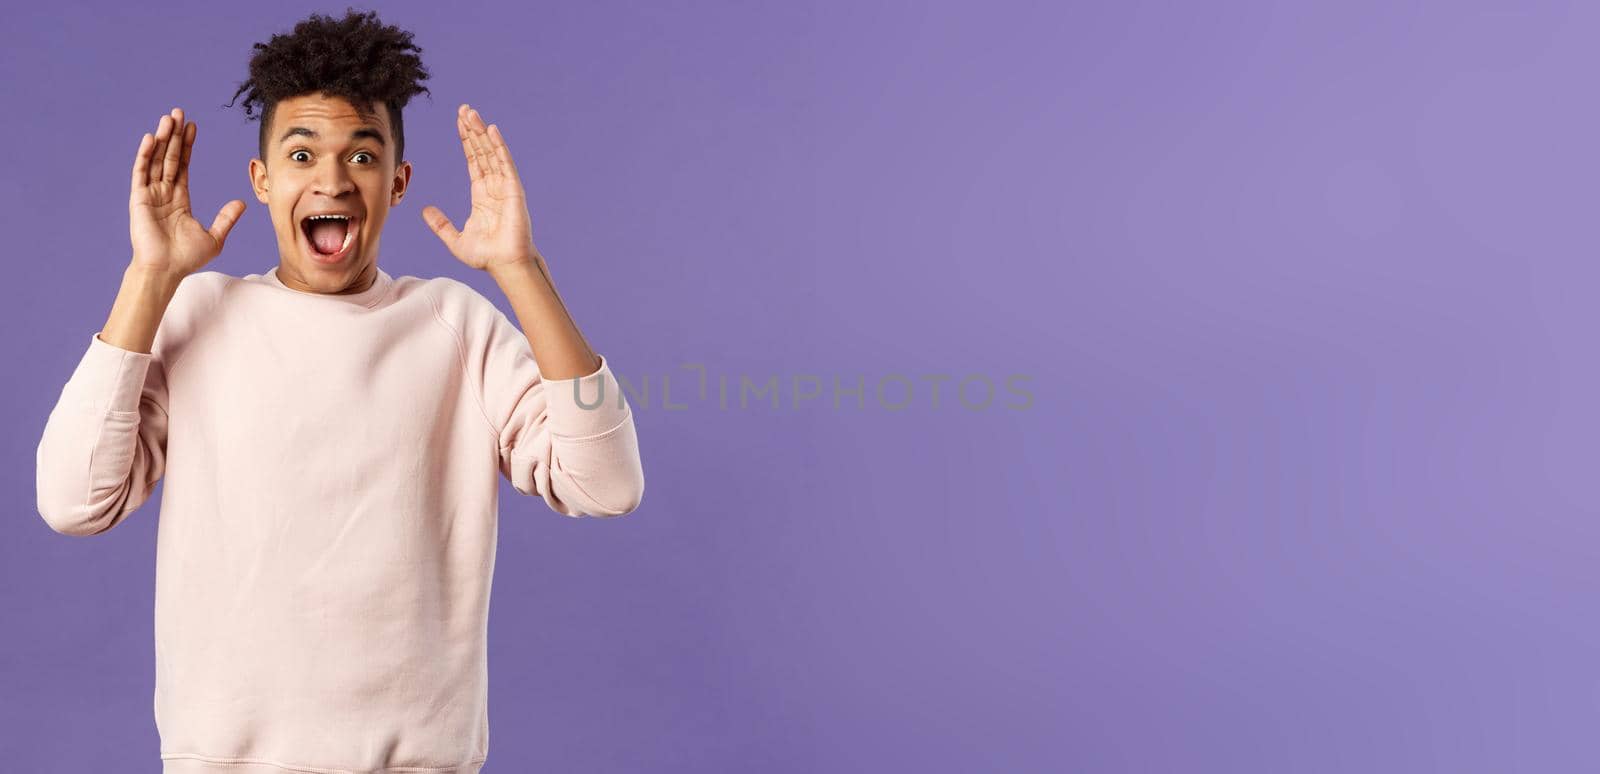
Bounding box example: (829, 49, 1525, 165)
(263, 265, 393, 308)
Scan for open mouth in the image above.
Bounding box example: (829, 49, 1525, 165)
(298, 214, 360, 264)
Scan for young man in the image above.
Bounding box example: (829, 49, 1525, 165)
(34, 11, 644, 773)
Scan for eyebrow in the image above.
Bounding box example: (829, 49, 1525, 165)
(278, 126, 387, 147)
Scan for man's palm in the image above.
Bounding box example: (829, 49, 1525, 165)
(129, 108, 245, 278)
(421, 104, 539, 271)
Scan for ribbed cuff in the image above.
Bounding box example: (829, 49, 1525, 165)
(541, 354, 632, 440)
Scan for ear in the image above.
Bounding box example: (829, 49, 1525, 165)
(390, 160, 413, 206)
(248, 158, 270, 205)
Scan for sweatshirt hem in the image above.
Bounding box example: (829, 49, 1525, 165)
(161, 752, 486, 774)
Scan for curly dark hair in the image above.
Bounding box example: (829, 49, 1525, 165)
(226, 8, 431, 166)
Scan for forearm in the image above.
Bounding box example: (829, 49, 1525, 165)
(487, 255, 600, 380)
(100, 262, 184, 354)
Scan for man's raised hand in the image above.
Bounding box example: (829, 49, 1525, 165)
(420, 104, 541, 272)
(129, 107, 247, 278)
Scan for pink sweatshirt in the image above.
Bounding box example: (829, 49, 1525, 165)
(35, 265, 645, 773)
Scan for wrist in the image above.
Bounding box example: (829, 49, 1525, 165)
(123, 261, 186, 295)
(486, 253, 545, 282)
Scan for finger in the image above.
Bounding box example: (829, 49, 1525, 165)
(465, 109, 498, 181)
(487, 124, 522, 185)
(209, 200, 247, 245)
(162, 108, 187, 184)
(455, 106, 481, 181)
(132, 132, 154, 192)
(420, 205, 462, 250)
(151, 111, 176, 182)
(478, 121, 507, 178)
(176, 120, 198, 189)
(459, 107, 491, 182)
(150, 114, 175, 182)
(456, 111, 481, 182)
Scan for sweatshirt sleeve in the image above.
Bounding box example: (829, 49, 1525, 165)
(35, 272, 220, 536)
(35, 331, 171, 536)
(431, 279, 645, 518)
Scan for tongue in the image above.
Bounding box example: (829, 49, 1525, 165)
(308, 220, 348, 254)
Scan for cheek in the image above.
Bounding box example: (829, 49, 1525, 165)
(269, 186, 302, 236)
(277, 208, 304, 244)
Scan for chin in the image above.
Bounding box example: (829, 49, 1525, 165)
(314, 257, 370, 284)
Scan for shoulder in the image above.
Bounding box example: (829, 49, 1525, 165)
(156, 269, 236, 329)
(420, 274, 507, 326)
(174, 270, 233, 311)
(148, 270, 233, 365)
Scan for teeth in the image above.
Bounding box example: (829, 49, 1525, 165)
(301, 215, 356, 257)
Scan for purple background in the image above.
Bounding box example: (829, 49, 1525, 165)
(2, 1, 1593, 771)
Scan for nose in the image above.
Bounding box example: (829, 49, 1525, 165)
(311, 159, 356, 198)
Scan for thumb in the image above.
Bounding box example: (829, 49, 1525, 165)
(421, 205, 461, 251)
(210, 200, 246, 245)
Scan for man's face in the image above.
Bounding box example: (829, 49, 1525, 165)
(247, 92, 412, 295)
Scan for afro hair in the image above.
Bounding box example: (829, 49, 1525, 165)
(226, 8, 432, 167)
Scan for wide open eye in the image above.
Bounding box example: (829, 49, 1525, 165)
(290, 150, 311, 163)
